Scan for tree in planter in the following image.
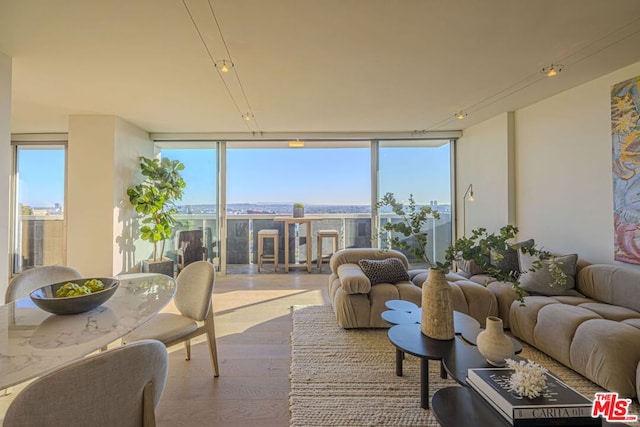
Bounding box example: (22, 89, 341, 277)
(377, 192, 566, 304)
(127, 156, 186, 262)
(376, 192, 440, 266)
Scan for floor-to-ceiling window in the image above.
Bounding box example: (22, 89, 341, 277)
(155, 138, 453, 273)
(377, 140, 452, 268)
(160, 146, 220, 268)
(11, 143, 67, 275)
(226, 141, 371, 271)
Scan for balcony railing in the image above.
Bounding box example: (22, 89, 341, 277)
(14, 212, 452, 274)
(171, 212, 452, 269)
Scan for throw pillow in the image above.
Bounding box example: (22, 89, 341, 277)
(456, 259, 485, 276)
(518, 251, 579, 296)
(490, 238, 535, 276)
(358, 258, 410, 286)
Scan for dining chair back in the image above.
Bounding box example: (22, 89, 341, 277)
(122, 260, 219, 377)
(5, 265, 82, 303)
(3, 339, 168, 427)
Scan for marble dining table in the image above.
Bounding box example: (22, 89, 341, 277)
(0, 272, 176, 390)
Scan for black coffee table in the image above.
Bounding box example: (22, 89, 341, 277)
(433, 387, 622, 427)
(385, 300, 522, 410)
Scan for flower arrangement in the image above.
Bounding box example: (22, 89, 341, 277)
(505, 359, 548, 399)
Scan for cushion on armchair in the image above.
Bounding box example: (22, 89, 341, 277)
(358, 258, 410, 286)
(336, 263, 372, 294)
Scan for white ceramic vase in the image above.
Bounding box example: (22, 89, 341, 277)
(476, 316, 515, 367)
(421, 269, 454, 340)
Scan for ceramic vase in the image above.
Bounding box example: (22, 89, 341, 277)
(421, 269, 454, 340)
(476, 316, 515, 367)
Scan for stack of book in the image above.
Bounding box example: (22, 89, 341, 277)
(467, 367, 600, 426)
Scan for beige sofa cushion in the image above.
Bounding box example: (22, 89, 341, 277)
(577, 264, 640, 312)
(577, 302, 640, 322)
(336, 263, 371, 294)
(570, 319, 640, 398)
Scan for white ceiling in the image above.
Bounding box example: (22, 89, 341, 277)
(1, 0, 640, 135)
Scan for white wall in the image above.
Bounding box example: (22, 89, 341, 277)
(0, 52, 10, 296)
(67, 115, 152, 277)
(456, 112, 514, 235)
(113, 117, 153, 274)
(67, 116, 117, 277)
(516, 61, 640, 264)
(458, 60, 640, 267)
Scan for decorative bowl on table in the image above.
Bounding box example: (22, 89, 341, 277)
(29, 278, 119, 315)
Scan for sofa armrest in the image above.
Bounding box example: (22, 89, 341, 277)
(487, 281, 520, 328)
(337, 263, 372, 294)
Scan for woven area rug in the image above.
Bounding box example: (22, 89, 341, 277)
(289, 305, 640, 427)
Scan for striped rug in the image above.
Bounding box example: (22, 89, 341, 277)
(289, 305, 640, 427)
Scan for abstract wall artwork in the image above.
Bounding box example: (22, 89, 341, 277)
(612, 75, 640, 264)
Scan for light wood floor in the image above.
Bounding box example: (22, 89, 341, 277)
(157, 271, 330, 427)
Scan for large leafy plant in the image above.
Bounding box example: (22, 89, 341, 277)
(377, 193, 566, 303)
(127, 156, 186, 262)
(377, 192, 440, 266)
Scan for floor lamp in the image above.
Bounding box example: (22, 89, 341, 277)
(462, 184, 474, 236)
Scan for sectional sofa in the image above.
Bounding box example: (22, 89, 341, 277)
(328, 247, 640, 399)
(460, 261, 640, 399)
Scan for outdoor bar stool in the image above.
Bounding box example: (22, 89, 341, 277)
(317, 229, 340, 270)
(258, 229, 279, 272)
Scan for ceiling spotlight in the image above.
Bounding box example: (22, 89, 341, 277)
(455, 111, 468, 120)
(541, 64, 563, 77)
(215, 59, 234, 73)
(242, 113, 254, 121)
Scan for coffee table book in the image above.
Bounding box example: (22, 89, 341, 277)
(467, 368, 600, 426)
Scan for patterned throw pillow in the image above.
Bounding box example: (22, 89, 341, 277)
(358, 258, 410, 286)
(490, 238, 535, 276)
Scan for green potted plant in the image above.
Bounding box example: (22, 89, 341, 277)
(293, 203, 305, 218)
(127, 156, 186, 276)
(377, 192, 565, 302)
(377, 192, 440, 267)
(377, 192, 565, 340)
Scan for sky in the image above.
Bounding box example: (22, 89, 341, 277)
(18, 144, 452, 208)
(164, 145, 452, 206)
(17, 148, 65, 208)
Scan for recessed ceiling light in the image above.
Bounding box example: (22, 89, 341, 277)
(455, 111, 468, 120)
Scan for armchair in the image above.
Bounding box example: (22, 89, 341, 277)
(176, 230, 208, 273)
(328, 248, 498, 328)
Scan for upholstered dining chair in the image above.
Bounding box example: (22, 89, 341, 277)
(122, 260, 219, 377)
(2, 265, 83, 396)
(5, 265, 82, 303)
(3, 339, 168, 427)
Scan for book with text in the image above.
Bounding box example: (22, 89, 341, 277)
(467, 367, 601, 426)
